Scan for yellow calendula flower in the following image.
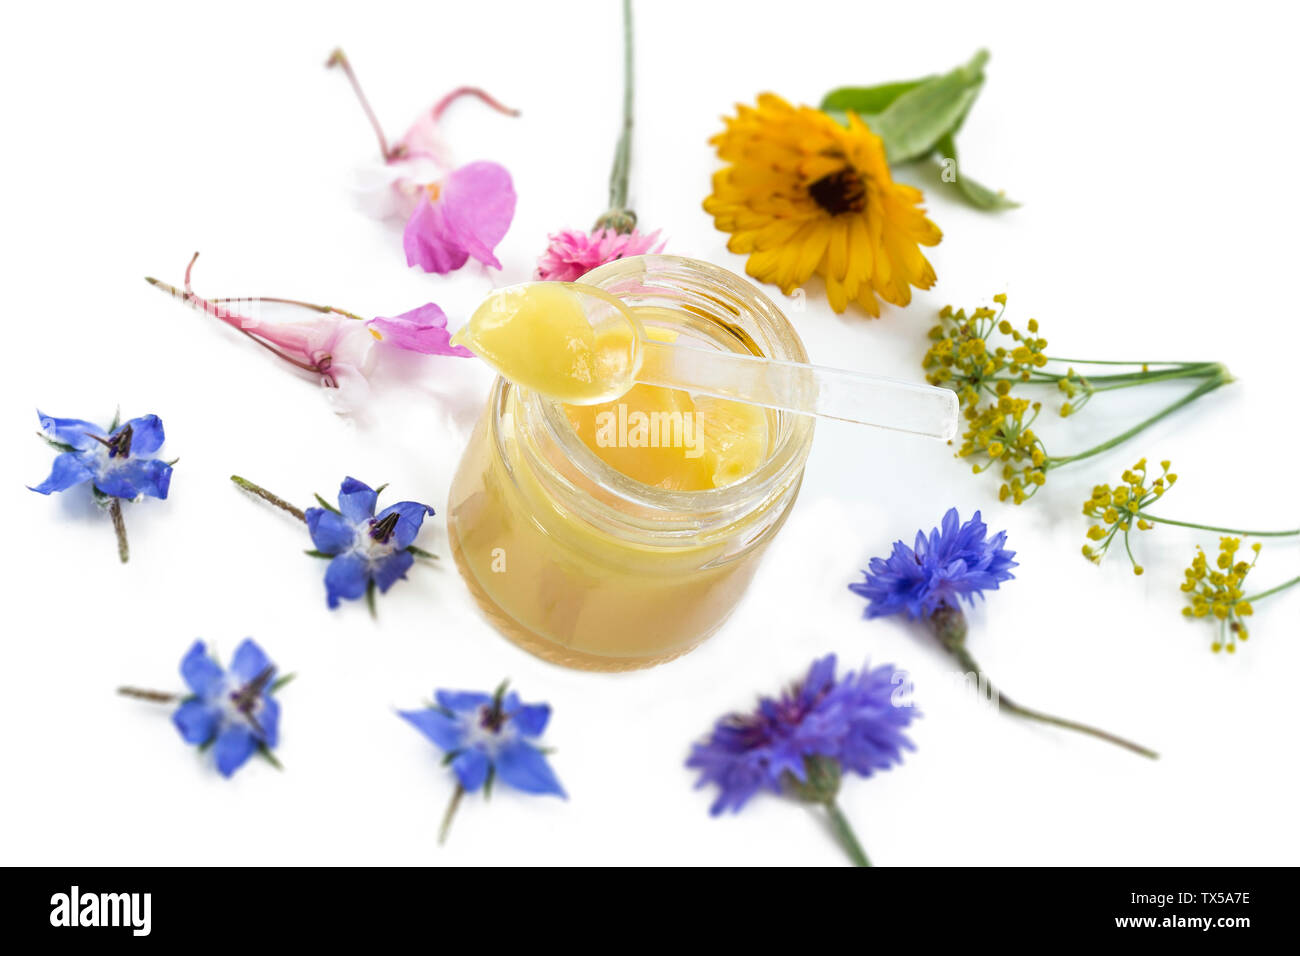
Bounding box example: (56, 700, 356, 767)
(703, 94, 942, 316)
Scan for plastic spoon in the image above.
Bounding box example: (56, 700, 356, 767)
(453, 282, 959, 441)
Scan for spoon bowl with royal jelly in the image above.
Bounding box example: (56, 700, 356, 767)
(453, 281, 959, 440)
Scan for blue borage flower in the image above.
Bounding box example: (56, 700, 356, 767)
(305, 477, 435, 609)
(118, 639, 293, 778)
(230, 474, 436, 612)
(849, 508, 1157, 760)
(850, 507, 1017, 620)
(687, 655, 915, 867)
(29, 410, 175, 562)
(401, 681, 565, 843)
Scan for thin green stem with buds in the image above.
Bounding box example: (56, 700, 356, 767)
(230, 475, 307, 523)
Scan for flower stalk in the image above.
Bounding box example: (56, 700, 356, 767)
(326, 48, 395, 160)
(231, 475, 306, 523)
(1046, 371, 1232, 468)
(116, 687, 178, 703)
(825, 801, 870, 868)
(593, 0, 637, 234)
(107, 499, 129, 563)
(930, 607, 1157, 759)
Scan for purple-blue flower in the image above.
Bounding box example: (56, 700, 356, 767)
(849, 507, 1017, 620)
(687, 655, 916, 816)
(171, 639, 284, 778)
(29, 410, 173, 500)
(304, 477, 435, 609)
(401, 683, 565, 798)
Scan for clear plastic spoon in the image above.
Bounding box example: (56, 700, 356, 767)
(453, 282, 959, 441)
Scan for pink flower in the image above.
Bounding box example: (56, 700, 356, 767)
(535, 228, 665, 282)
(327, 52, 519, 274)
(368, 303, 473, 356)
(402, 161, 516, 274)
(147, 254, 470, 410)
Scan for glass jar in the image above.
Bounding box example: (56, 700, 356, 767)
(447, 255, 816, 671)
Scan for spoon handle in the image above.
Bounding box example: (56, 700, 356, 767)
(636, 339, 959, 440)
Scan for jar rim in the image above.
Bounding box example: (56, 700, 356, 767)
(494, 255, 816, 537)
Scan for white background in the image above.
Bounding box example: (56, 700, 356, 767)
(2, 0, 1297, 866)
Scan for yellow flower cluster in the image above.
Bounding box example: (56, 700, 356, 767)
(1181, 537, 1260, 653)
(957, 394, 1047, 504)
(1081, 459, 1177, 573)
(923, 295, 1050, 414)
(929, 296, 1054, 503)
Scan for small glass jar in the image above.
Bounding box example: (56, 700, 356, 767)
(447, 255, 816, 671)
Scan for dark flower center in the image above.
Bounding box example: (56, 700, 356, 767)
(229, 666, 274, 733)
(479, 703, 506, 734)
(91, 423, 134, 458)
(809, 167, 867, 216)
(369, 512, 400, 544)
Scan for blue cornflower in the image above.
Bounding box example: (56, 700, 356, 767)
(400, 681, 565, 843)
(687, 655, 916, 866)
(170, 639, 287, 777)
(849, 507, 1017, 620)
(29, 411, 174, 562)
(849, 510, 1157, 760)
(304, 477, 435, 609)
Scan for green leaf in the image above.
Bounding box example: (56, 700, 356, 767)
(820, 78, 929, 117)
(406, 544, 439, 560)
(313, 493, 341, 514)
(935, 133, 1019, 211)
(867, 50, 989, 164)
(198, 736, 215, 753)
(373, 482, 389, 497)
(303, 549, 334, 559)
(270, 672, 296, 694)
(258, 744, 283, 770)
(365, 579, 377, 619)
(37, 433, 78, 453)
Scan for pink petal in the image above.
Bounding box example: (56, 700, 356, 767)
(437, 161, 516, 269)
(403, 194, 470, 274)
(402, 162, 515, 274)
(367, 303, 473, 357)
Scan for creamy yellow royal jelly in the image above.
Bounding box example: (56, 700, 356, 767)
(447, 257, 814, 670)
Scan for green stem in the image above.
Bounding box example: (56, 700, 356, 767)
(116, 687, 177, 703)
(596, 0, 635, 230)
(1046, 373, 1229, 468)
(946, 645, 1158, 759)
(986, 362, 1220, 389)
(1045, 357, 1211, 367)
(824, 801, 870, 867)
(1087, 364, 1223, 393)
(1243, 574, 1300, 604)
(1134, 513, 1300, 537)
(439, 784, 465, 845)
(108, 498, 129, 563)
(231, 475, 307, 522)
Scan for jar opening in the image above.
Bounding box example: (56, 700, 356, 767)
(494, 255, 816, 539)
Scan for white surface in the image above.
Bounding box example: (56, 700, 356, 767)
(3, 0, 1298, 866)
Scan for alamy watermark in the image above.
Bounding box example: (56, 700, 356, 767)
(593, 403, 704, 459)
